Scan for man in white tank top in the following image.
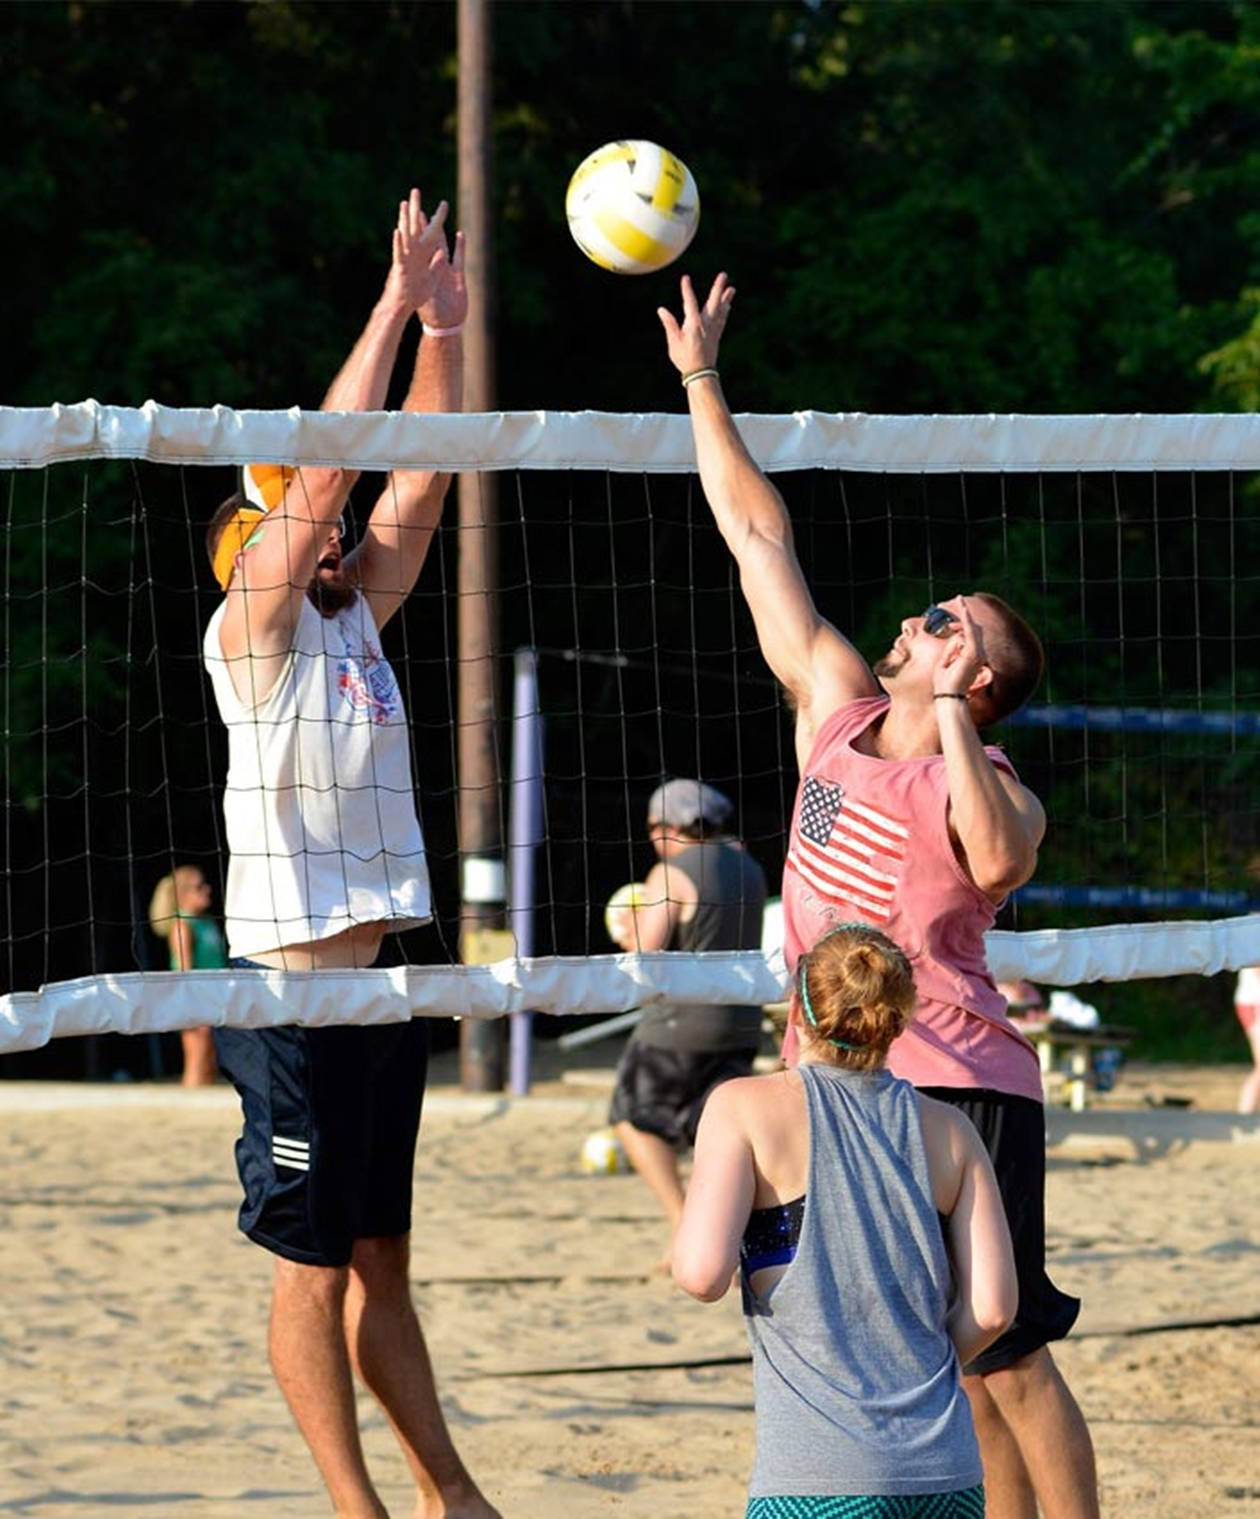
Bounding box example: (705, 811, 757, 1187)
(202, 192, 500, 1519)
(657, 274, 1098, 1519)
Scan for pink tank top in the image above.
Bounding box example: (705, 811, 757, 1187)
(783, 695, 1042, 1102)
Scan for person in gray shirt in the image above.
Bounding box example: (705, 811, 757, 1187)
(673, 921, 1017, 1518)
(606, 778, 767, 1263)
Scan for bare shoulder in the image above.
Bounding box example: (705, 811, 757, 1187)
(916, 1092, 980, 1161)
(658, 856, 699, 901)
(692, 1071, 753, 1143)
(915, 1093, 982, 1216)
(709, 1067, 776, 1107)
(705, 1067, 796, 1120)
(998, 770, 1047, 842)
(806, 623, 880, 710)
(791, 627, 880, 763)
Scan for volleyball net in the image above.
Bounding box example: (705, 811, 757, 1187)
(4, 401, 1260, 1056)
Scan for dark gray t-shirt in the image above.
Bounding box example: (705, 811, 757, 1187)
(635, 838, 767, 1053)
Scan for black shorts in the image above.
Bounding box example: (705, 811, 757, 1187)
(920, 1086, 1081, 1376)
(609, 1039, 758, 1148)
(214, 959, 430, 1268)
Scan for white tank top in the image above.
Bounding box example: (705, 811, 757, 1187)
(204, 596, 431, 958)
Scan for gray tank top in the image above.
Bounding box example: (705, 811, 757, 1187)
(743, 1064, 982, 1498)
(635, 838, 767, 1052)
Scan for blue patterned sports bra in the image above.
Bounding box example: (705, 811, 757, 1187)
(742, 1196, 949, 1278)
(741, 1195, 806, 1276)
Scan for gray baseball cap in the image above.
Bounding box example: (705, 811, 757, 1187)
(647, 778, 733, 830)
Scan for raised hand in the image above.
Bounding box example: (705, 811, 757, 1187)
(382, 188, 451, 314)
(657, 272, 735, 376)
(933, 598, 989, 699)
(419, 227, 468, 334)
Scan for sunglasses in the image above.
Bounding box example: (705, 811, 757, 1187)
(921, 605, 960, 638)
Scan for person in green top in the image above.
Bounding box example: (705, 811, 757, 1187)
(148, 864, 227, 1085)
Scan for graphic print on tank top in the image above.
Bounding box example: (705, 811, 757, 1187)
(336, 626, 401, 726)
(786, 774, 909, 926)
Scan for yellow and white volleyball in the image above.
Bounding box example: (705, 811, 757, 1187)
(604, 880, 648, 943)
(565, 140, 700, 275)
(580, 1127, 629, 1175)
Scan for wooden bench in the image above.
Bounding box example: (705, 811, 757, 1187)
(1014, 1017, 1136, 1111)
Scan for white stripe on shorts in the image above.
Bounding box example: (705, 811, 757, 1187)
(272, 1135, 311, 1173)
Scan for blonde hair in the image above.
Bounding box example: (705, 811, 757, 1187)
(796, 922, 917, 1073)
(148, 866, 204, 940)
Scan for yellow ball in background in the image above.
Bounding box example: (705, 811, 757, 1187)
(604, 880, 648, 944)
(566, 140, 700, 275)
(579, 1127, 629, 1175)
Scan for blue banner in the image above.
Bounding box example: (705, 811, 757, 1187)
(1008, 704, 1260, 735)
(1012, 884, 1255, 910)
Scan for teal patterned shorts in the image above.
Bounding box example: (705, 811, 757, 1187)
(746, 1488, 984, 1519)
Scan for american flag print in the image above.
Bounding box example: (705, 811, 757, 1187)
(786, 775, 910, 924)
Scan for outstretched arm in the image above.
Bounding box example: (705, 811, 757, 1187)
(219, 190, 450, 674)
(658, 275, 877, 763)
(351, 202, 468, 630)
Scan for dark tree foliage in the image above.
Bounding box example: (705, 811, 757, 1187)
(5, 0, 1260, 411)
(5, 0, 1260, 1069)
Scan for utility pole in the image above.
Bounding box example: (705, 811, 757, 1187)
(456, 0, 506, 1091)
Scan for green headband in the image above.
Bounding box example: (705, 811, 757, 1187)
(799, 963, 865, 1052)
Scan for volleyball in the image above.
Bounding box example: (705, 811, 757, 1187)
(565, 140, 700, 275)
(580, 1127, 629, 1175)
(604, 880, 648, 943)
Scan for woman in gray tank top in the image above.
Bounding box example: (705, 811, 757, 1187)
(673, 923, 1017, 1518)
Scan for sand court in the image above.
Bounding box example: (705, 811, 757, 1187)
(2, 1053, 1259, 1518)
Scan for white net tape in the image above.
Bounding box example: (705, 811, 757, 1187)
(7, 400, 1260, 472)
(7, 920, 1260, 1056)
(4, 403, 1260, 1053)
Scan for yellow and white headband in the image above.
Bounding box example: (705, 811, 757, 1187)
(242, 462, 294, 511)
(212, 464, 294, 590)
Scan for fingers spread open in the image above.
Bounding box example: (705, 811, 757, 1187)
(679, 273, 699, 320)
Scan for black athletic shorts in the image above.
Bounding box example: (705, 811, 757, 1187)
(214, 956, 430, 1268)
(609, 1039, 759, 1148)
(920, 1086, 1081, 1376)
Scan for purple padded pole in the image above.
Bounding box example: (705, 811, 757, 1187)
(508, 648, 544, 1095)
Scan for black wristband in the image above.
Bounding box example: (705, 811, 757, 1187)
(933, 693, 969, 700)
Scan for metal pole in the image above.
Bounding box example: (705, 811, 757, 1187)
(457, 0, 505, 1091)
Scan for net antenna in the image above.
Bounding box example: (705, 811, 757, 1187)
(3, 401, 1260, 1057)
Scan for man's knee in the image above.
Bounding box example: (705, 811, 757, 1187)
(269, 1257, 351, 1341)
(350, 1233, 412, 1295)
(961, 1369, 1007, 1433)
(979, 1344, 1062, 1412)
(274, 1253, 348, 1292)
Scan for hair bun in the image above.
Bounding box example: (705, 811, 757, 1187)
(797, 923, 917, 1067)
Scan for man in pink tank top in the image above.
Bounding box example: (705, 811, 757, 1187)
(657, 273, 1099, 1519)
